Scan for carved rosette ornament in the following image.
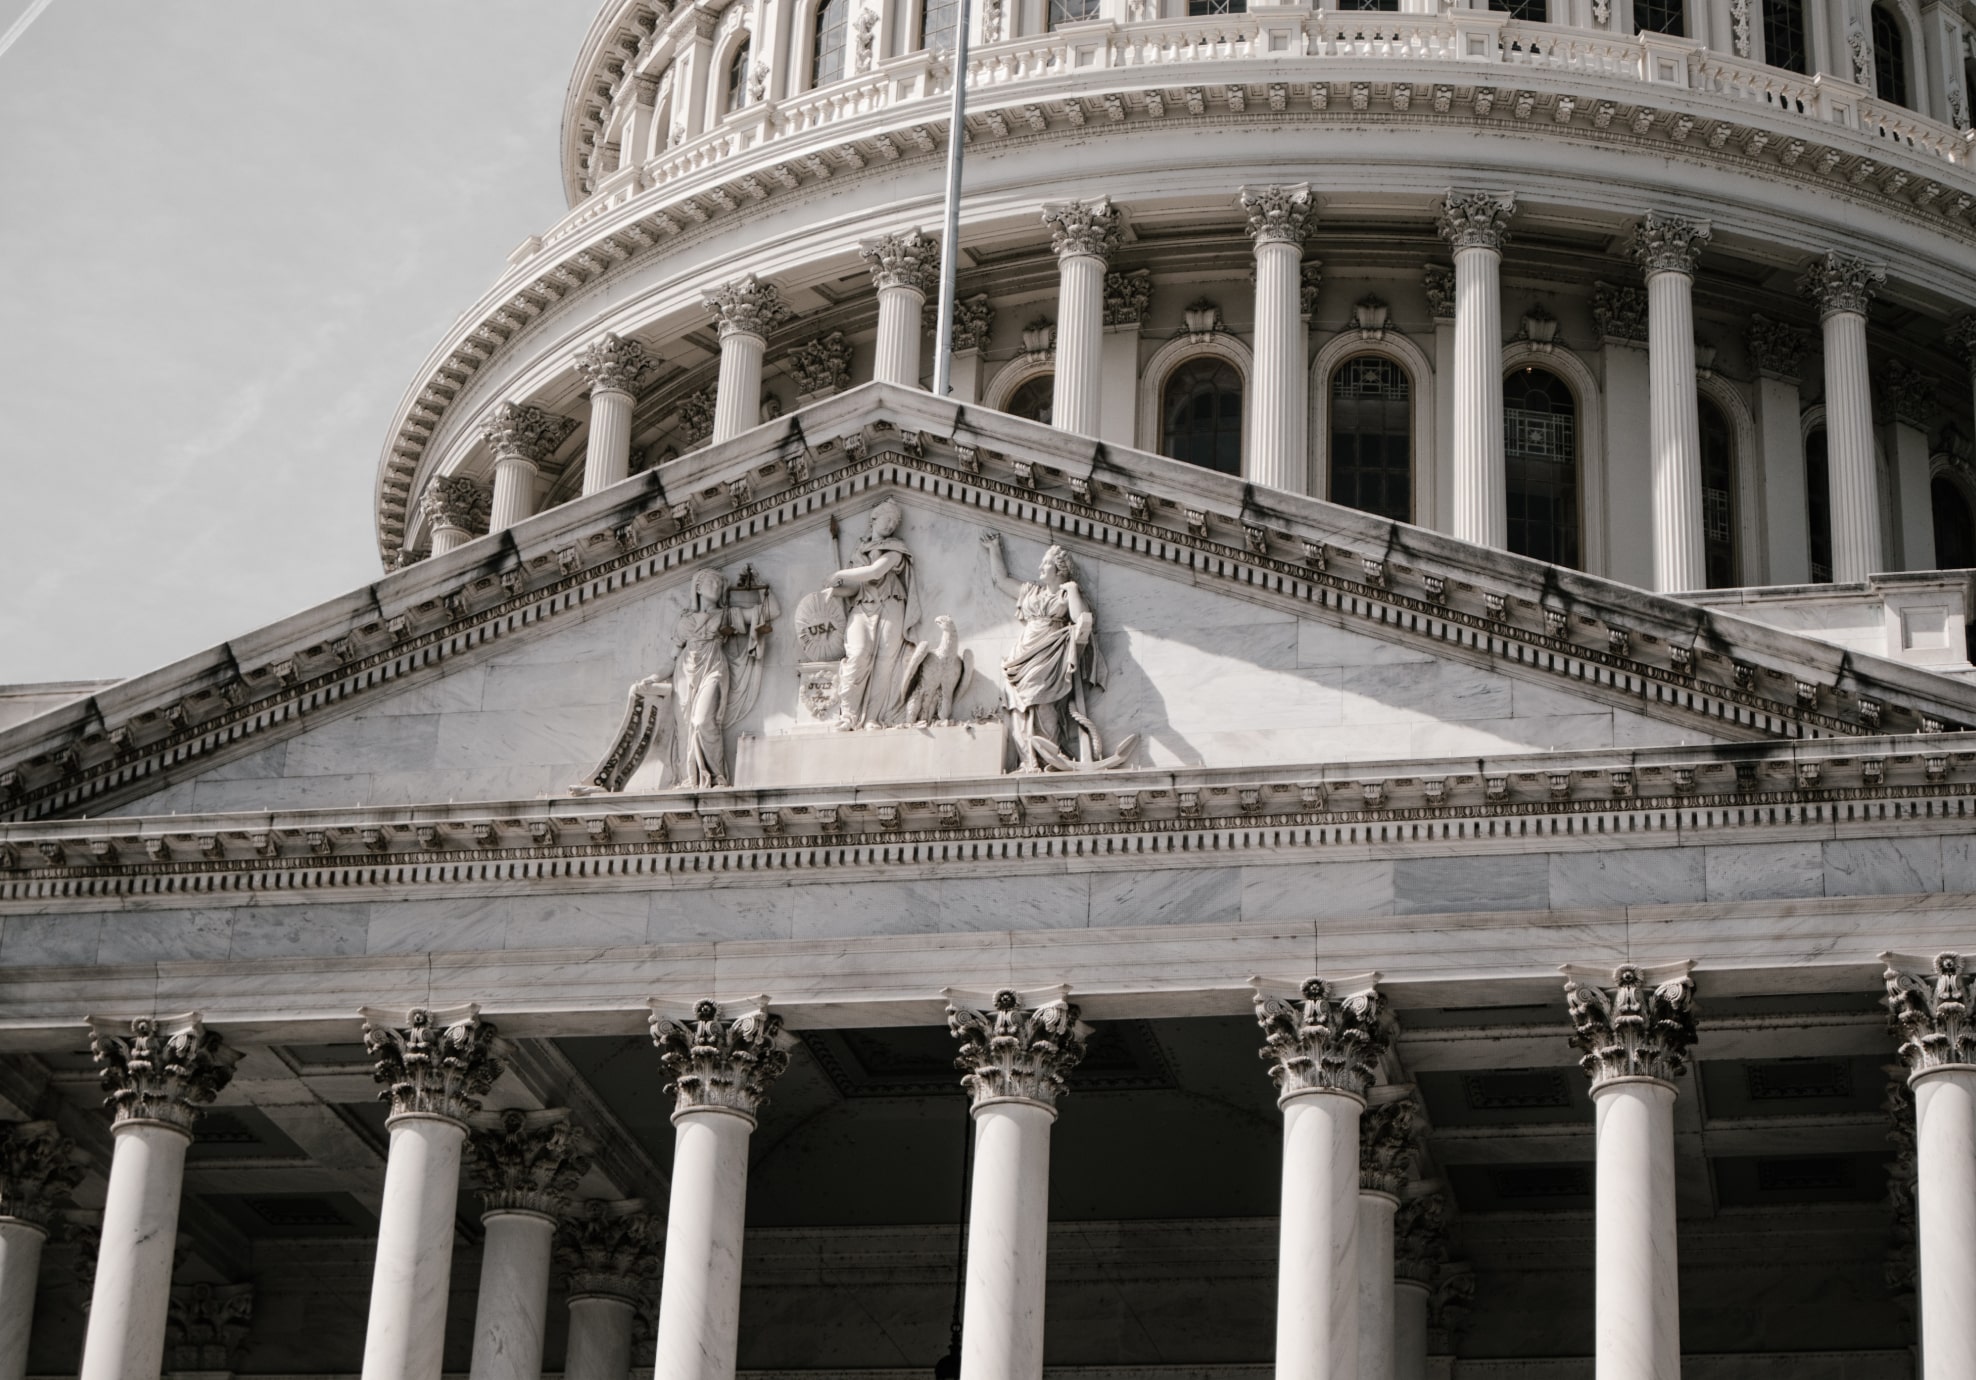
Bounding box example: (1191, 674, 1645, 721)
(946, 987, 1090, 1109)
(558, 1199, 660, 1302)
(1799, 251, 1886, 321)
(1239, 182, 1314, 246)
(361, 1004, 504, 1125)
(1747, 314, 1812, 380)
(1591, 282, 1649, 344)
(1253, 975, 1391, 1102)
(1042, 197, 1121, 262)
(479, 400, 576, 465)
(787, 331, 855, 398)
(1883, 952, 1976, 1079)
(649, 996, 791, 1120)
(468, 1108, 590, 1218)
(1631, 211, 1712, 276)
(1394, 1191, 1449, 1286)
(861, 228, 939, 295)
(1562, 962, 1698, 1087)
(574, 333, 654, 397)
(703, 275, 791, 341)
(1358, 1096, 1417, 1197)
(0, 1122, 87, 1229)
(86, 1013, 240, 1133)
(1102, 269, 1153, 328)
(1435, 190, 1516, 253)
(165, 1282, 254, 1374)
(419, 475, 491, 539)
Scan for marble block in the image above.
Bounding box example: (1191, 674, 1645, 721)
(734, 721, 1006, 788)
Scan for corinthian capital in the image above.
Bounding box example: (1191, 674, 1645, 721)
(468, 1108, 589, 1216)
(1239, 183, 1314, 247)
(649, 996, 791, 1119)
(480, 401, 577, 464)
(362, 1004, 505, 1124)
(947, 986, 1090, 1108)
(861, 228, 939, 294)
(1562, 961, 1697, 1087)
(1436, 190, 1516, 252)
(165, 1282, 254, 1374)
(1883, 952, 1976, 1078)
(1042, 198, 1121, 262)
(704, 275, 791, 340)
(87, 1013, 239, 1133)
(557, 1198, 659, 1302)
(0, 1122, 87, 1228)
(574, 333, 654, 396)
(1799, 251, 1886, 320)
(1946, 315, 1976, 373)
(1358, 1095, 1417, 1196)
(1253, 975, 1391, 1101)
(419, 475, 490, 536)
(1394, 1191, 1449, 1285)
(1747, 314, 1812, 380)
(1631, 211, 1712, 276)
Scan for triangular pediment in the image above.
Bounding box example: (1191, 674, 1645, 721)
(5, 382, 1975, 826)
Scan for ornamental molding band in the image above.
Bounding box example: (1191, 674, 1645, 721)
(1395, 1191, 1450, 1285)
(165, 1282, 254, 1375)
(1747, 314, 1813, 379)
(947, 985, 1091, 1109)
(574, 332, 655, 396)
(85, 1013, 239, 1133)
(418, 475, 490, 537)
(557, 1198, 660, 1302)
(467, 1107, 591, 1217)
(0, 1121, 87, 1228)
(1882, 951, 1976, 1078)
(361, 1003, 505, 1125)
(1358, 1094, 1417, 1197)
(1562, 960, 1699, 1087)
(1239, 182, 1314, 246)
(1591, 282, 1649, 345)
(1435, 189, 1516, 252)
(704, 274, 791, 340)
(1042, 197, 1121, 262)
(1253, 974, 1391, 1102)
(860, 228, 938, 294)
(1102, 268, 1153, 328)
(1800, 251, 1888, 320)
(788, 331, 855, 400)
(649, 995, 792, 1119)
(480, 400, 578, 465)
(1631, 211, 1713, 275)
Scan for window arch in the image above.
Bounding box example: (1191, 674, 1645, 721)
(724, 39, 752, 114)
(1633, 0, 1683, 36)
(1933, 471, 1976, 569)
(1805, 426, 1833, 583)
(920, 0, 959, 49)
(1700, 396, 1738, 588)
(1160, 358, 1244, 475)
(1872, 3, 1910, 107)
(813, 0, 850, 87)
(1328, 355, 1412, 522)
(1006, 374, 1054, 424)
(1504, 367, 1579, 568)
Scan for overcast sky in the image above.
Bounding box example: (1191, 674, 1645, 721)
(0, 0, 600, 683)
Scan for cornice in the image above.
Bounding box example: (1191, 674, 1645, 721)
(21, 385, 1976, 828)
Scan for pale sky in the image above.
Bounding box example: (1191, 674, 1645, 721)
(0, 0, 601, 683)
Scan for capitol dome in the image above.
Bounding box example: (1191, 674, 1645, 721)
(6, 4, 1976, 1380)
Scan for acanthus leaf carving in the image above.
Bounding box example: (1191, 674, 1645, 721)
(1395, 1191, 1450, 1284)
(1562, 961, 1697, 1086)
(1883, 951, 1976, 1077)
(419, 475, 491, 538)
(1877, 360, 1936, 430)
(574, 332, 655, 396)
(0, 1121, 88, 1228)
(648, 996, 791, 1119)
(948, 293, 995, 351)
(704, 274, 791, 340)
(861, 228, 939, 295)
(1253, 975, 1391, 1101)
(675, 385, 718, 446)
(361, 1003, 504, 1124)
(1435, 189, 1516, 252)
(1799, 251, 1886, 320)
(558, 1198, 660, 1301)
(1239, 182, 1314, 246)
(1631, 211, 1712, 276)
(787, 331, 855, 399)
(87, 1012, 240, 1133)
(1102, 268, 1152, 327)
(165, 1282, 254, 1374)
(1358, 1095, 1417, 1196)
(1747, 314, 1812, 379)
(1590, 281, 1649, 344)
(1422, 265, 1455, 322)
(946, 985, 1089, 1108)
(468, 1107, 590, 1216)
(1042, 197, 1121, 261)
(480, 400, 578, 465)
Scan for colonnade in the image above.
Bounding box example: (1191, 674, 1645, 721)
(0, 952, 1961, 1379)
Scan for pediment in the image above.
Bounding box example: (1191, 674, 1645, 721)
(6, 382, 1975, 826)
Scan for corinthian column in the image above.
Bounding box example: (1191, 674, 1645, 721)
(1255, 975, 1392, 1380)
(1241, 184, 1315, 494)
(1883, 952, 1976, 1380)
(80, 1014, 239, 1380)
(0, 1123, 84, 1380)
(359, 1005, 505, 1380)
(467, 1110, 589, 1380)
(1042, 199, 1121, 438)
(946, 987, 1090, 1380)
(574, 334, 653, 495)
(1357, 1096, 1415, 1380)
(420, 476, 490, 556)
(1801, 252, 1889, 582)
(558, 1200, 659, 1380)
(1437, 191, 1517, 550)
(1563, 962, 1699, 1380)
(648, 998, 791, 1380)
(862, 229, 937, 387)
(704, 277, 790, 443)
(1392, 1192, 1448, 1380)
(1633, 213, 1713, 593)
(481, 402, 576, 533)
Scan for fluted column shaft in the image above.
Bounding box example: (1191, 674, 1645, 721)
(480, 402, 572, 536)
(1803, 253, 1888, 583)
(1042, 201, 1119, 441)
(583, 389, 636, 494)
(863, 230, 937, 388)
(565, 1296, 637, 1380)
(705, 277, 788, 445)
(469, 1211, 558, 1380)
(1439, 193, 1515, 550)
(0, 1221, 43, 1380)
(489, 456, 539, 532)
(431, 523, 472, 556)
(1242, 184, 1314, 494)
(1636, 214, 1712, 592)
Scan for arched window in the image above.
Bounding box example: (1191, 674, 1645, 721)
(920, 0, 959, 49)
(1504, 367, 1579, 568)
(1933, 475, 1976, 569)
(1006, 375, 1054, 425)
(1806, 427, 1833, 583)
(1329, 356, 1412, 523)
(1763, 0, 1809, 74)
(813, 0, 850, 87)
(1872, 4, 1910, 107)
(1700, 397, 1738, 588)
(1633, 0, 1683, 35)
(1049, 0, 1100, 26)
(1161, 358, 1243, 475)
(724, 40, 751, 114)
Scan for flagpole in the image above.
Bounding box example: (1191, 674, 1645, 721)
(930, 0, 973, 399)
